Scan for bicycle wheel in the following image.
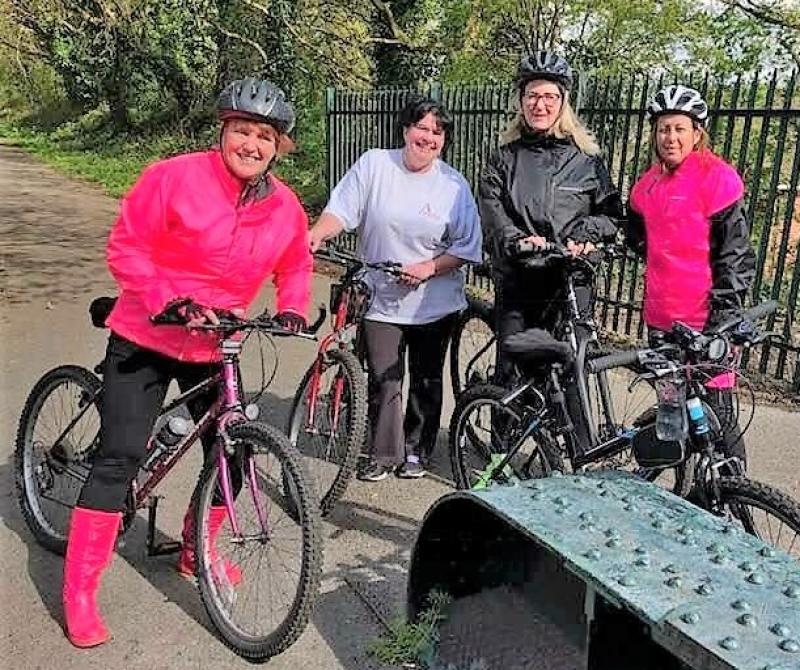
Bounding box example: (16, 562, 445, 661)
(449, 291, 496, 397)
(14, 365, 102, 555)
(714, 477, 800, 559)
(194, 421, 322, 660)
(580, 352, 692, 496)
(286, 348, 367, 515)
(449, 384, 563, 490)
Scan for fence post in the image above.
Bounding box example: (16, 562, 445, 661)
(325, 87, 335, 195)
(430, 81, 442, 101)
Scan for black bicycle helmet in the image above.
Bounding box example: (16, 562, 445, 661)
(647, 84, 709, 126)
(216, 77, 296, 134)
(516, 51, 574, 91)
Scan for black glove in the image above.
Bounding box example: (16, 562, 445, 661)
(274, 311, 307, 333)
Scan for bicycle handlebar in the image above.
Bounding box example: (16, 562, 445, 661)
(151, 299, 326, 339)
(316, 245, 429, 282)
(586, 349, 642, 374)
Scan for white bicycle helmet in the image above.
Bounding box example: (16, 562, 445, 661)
(648, 85, 709, 126)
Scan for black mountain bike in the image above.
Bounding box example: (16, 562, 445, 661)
(450, 297, 800, 558)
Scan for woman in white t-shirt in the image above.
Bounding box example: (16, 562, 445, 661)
(309, 97, 482, 481)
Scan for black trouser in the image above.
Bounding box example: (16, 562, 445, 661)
(362, 314, 457, 467)
(79, 333, 241, 512)
(647, 329, 747, 467)
(494, 268, 594, 450)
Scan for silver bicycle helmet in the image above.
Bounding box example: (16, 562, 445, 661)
(648, 85, 709, 126)
(216, 77, 295, 134)
(515, 51, 574, 91)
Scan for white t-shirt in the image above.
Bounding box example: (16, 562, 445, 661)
(324, 148, 482, 324)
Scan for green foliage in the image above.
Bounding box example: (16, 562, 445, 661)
(368, 590, 452, 667)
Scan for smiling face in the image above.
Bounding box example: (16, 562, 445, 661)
(220, 117, 279, 181)
(654, 113, 701, 169)
(521, 79, 564, 132)
(402, 112, 446, 172)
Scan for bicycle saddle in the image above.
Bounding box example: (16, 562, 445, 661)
(502, 328, 574, 364)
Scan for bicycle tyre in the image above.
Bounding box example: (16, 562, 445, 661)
(449, 291, 496, 397)
(194, 421, 322, 660)
(286, 348, 367, 516)
(715, 476, 800, 558)
(449, 383, 564, 490)
(14, 365, 102, 555)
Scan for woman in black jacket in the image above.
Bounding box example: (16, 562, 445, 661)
(479, 51, 622, 449)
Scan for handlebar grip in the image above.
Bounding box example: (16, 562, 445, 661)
(587, 349, 642, 374)
(715, 300, 779, 334)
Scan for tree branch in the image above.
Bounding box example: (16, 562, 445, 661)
(215, 23, 269, 69)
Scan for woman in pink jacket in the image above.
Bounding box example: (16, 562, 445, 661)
(626, 84, 756, 468)
(62, 77, 313, 648)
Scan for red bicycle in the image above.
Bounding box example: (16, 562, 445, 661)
(286, 246, 412, 515)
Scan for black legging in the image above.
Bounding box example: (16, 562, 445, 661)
(494, 267, 594, 451)
(79, 333, 241, 511)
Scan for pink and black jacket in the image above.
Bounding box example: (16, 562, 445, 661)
(626, 150, 756, 335)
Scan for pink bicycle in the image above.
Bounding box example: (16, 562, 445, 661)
(15, 298, 324, 660)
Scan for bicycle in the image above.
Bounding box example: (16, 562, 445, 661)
(286, 245, 419, 514)
(450, 295, 800, 557)
(15, 297, 325, 660)
(451, 242, 672, 488)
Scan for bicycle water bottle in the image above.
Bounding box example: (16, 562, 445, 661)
(655, 377, 689, 442)
(686, 396, 710, 436)
(143, 416, 190, 471)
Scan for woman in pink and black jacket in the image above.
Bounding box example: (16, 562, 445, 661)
(61, 78, 312, 649)
(626, 84, 756, 467)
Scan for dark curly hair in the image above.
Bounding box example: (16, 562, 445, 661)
(397, 96, 454, 154)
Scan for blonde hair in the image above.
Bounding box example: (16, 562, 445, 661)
(499, 96, 601, 156)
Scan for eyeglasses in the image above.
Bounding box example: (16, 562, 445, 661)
(522, 92, 562, 108)
(411, 123, 444, 136)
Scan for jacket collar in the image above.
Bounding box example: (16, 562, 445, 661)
(208, 148, 274, 206)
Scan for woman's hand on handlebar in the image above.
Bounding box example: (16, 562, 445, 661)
(400, 259, 436, 287)
(566, 239, 597, 257)
(521, 235, 548, 250)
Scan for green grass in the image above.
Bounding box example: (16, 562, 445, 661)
(368, 590, 452, 668)
(0, 107, 328, 211)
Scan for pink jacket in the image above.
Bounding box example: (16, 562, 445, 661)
(630, 150, 744, 333)
(105, 149, 312, 362)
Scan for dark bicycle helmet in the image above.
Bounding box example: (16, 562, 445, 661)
(647, 85, 709, 126)
(516, 51, 574, 91)
(216, 77, 296, 134)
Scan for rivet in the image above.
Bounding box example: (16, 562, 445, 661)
(652, 520, 664, 529)
(605, 529, 621, 539)
(784, 585, 800, 599)
(681, 612, 700, 624)
(747, 573, 766, 585)
(760, 546, 776, 558)
(663, 564, 680, 574)
(666, 577, 683, 588)
(707, 543, 727, 553)
(554, 496, 567, 506)
(531, 493, 542, 501)
(720, 637, 739, 651)
(555, 507, 566, 515)
(596, 481, 606, 489)
(779, 639, 800, 653)
(680, 536, 696, 546)
(634, 546, 648, 555)
(606, 539, 621, 549)
(579, 512, 595, 523)
(618, 574, 636, 587)
(771, 624, 791, 637)
(599, 489, 609, 497)
(696, 583, 714, 596)
(621, 496, 631, 504)
(678, 526, 694, 535)
(737, 613, 757, 627)
(624, 504, 638, 512)
(635, 557, 650, 568)
(739, 561, 757, 572)
(583, 549, 601, 561)
(711, 554, 727, 565)
(580, 523, 598, 531)
(731, 599, 751, 611)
